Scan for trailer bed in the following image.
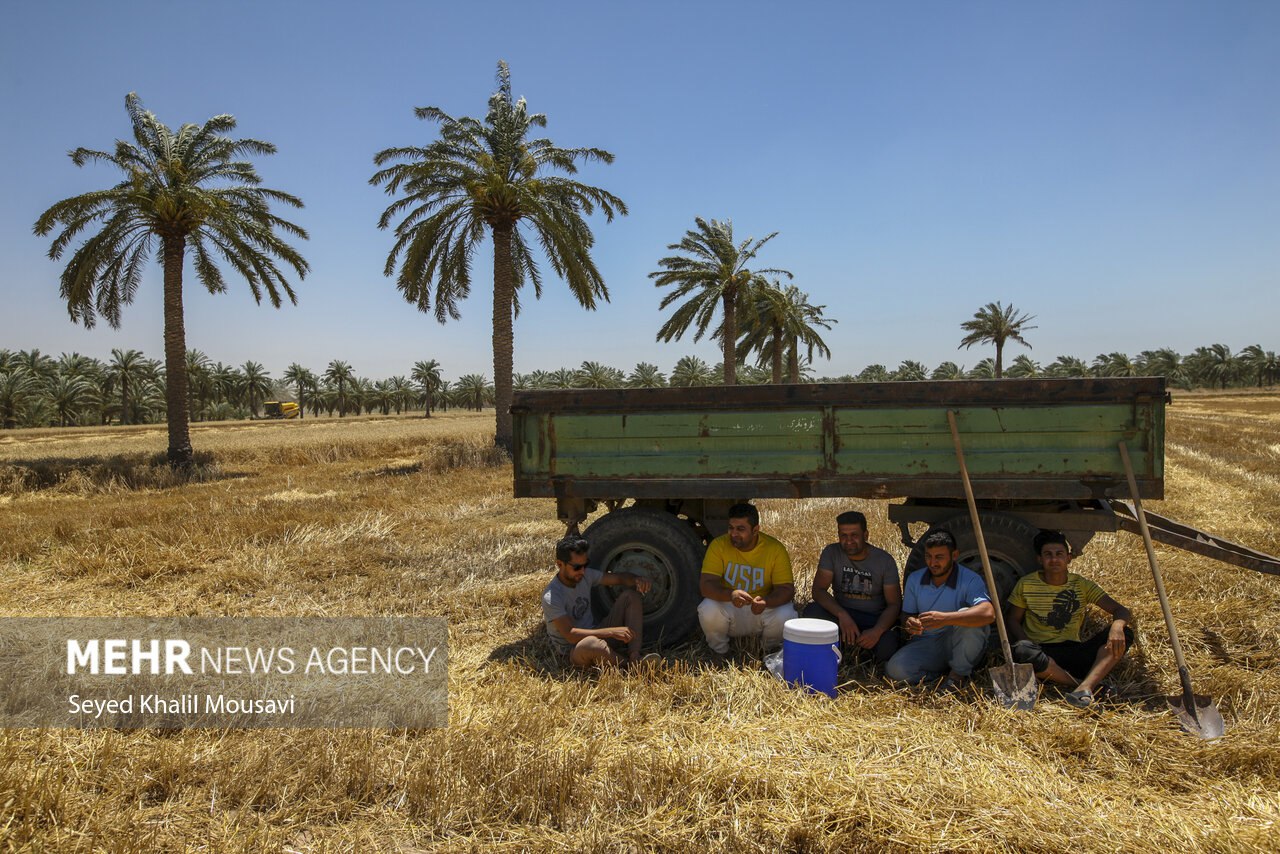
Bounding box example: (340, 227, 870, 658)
(512, 378, 1166, 503)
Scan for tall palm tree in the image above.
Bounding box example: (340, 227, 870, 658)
(371, 61, 626, 452)
(324, 360, 354, 417)
(736, 281, 789, 383)
(736, 282, 834, 383)
(34, 93, 308, 466)
(411, 359, 443, 417)
(958, 301, 1036, 379)
(651, 217, 790, 386)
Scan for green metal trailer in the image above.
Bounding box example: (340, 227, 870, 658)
(512, 377, 1278, 643)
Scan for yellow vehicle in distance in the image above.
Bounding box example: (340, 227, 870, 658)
(262, 401, 300, 419)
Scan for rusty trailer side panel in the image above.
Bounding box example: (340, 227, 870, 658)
(511, 378, 1166, 503)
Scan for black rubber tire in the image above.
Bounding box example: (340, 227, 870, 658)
(904, 512, 1041, 606)
(584, 508, 707, 647)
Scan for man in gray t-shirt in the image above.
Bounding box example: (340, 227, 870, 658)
(801, 511, 902, 664)
(541, 535, 652, 668)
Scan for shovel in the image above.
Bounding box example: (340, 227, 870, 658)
(947, 411, 1038, 710)
(1118, 441, 1225, 739)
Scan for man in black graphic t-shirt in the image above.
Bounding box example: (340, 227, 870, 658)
(803, 511, 902, 663)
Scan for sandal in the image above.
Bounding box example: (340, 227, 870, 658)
(1065, 688, 1094, 708)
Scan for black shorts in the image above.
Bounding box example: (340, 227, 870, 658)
(1015, 627, 1135, 680)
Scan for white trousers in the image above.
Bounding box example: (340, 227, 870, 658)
(697, 599, 797, 654)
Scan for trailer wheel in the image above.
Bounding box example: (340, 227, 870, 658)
(584, 508, 707, 647)
(904, 513, 1040, 605)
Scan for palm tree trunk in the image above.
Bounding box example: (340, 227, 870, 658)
(721, 290, 737, 386)
(787, 340, 799, 384)
(492, 223, 516, 452)
(162, 236, 194, 466)
(994, 340, 1005, 379)
(771, 327, 783, 384)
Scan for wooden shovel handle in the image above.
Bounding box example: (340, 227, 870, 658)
(947, 410, 1015, 660)
(1118, 441, 1192, 675)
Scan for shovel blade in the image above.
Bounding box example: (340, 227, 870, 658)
(1169, 694, 1225, 740)
(990, 663, 1038, 711)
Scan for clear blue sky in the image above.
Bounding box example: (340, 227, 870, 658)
(2, 1, 1277, 383)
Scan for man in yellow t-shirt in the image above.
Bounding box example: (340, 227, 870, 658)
(697, 503, 797, 657)
(1008, 530, 1134, 709)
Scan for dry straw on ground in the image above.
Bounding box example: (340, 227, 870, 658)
(1, 399, 1278, 852)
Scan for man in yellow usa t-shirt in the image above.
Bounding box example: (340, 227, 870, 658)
(698, 503, 797, 657)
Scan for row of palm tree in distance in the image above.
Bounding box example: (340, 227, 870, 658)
(3, 339, 1276, 431)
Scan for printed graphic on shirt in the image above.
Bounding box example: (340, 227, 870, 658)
(570, 595, 591, 623)
(837, 565, 877, 600)
(1046, 589, 1082, 630)
(725, 562, 765, 592)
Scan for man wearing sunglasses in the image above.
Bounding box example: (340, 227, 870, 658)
(542, 535, 653, 668)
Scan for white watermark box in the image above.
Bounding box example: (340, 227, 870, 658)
(0, 618, 447, 729)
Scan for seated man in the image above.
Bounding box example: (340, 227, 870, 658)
(541, 535, 652, 668)
(1009, 530, 1135, 708)
(698, 502, 797, 658)
(885, 530, 994, 690)
(802, 510, 901, 664)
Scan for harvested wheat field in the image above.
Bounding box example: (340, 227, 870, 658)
(1, 398, 1279, 853)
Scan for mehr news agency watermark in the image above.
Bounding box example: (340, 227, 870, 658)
(0, 618, 447, 729)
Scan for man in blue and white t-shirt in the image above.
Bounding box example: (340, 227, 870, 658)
(541, 535, 652, 668)
(885, 530, 995, 691)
